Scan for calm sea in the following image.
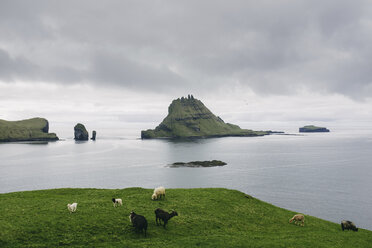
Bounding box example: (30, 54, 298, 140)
(1, 125, 372, 230)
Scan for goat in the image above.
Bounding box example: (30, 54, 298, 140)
(129, 211, 148, 237)
(154, 208, 178, 228)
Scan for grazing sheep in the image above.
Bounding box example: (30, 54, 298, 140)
(129, 211, 148, 237)
(289, 214, 305, 226)
(341, 220, 358, 232)
(152, 186, 166, 200)
(154, 208, 178, 228)
(112, 198, 122, 207)
(67, 203, 78, 213)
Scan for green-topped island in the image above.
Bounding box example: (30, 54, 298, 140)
(141, 95, 270, 139)
(0, 117, 59, 142)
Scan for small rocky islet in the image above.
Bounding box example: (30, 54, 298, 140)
(74, 123, 89, 141)
(169, 160, 227, 168)
(74, 124, 97, 141)
(91, 130, 97, 140)
(299, 125, 330, 133)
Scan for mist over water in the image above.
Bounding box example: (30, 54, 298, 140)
(1, 124, 372, 230)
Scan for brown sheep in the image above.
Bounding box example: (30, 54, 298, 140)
(289, 214, 305, 226)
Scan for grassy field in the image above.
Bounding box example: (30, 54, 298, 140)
(0, 188, 371, 247)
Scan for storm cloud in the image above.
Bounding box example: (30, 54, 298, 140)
(0, 0, 372, 98)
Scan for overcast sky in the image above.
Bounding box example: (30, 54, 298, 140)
(1, 0, 371, 137)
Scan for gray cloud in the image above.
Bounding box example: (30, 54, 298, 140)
(0, 48, 82, 83)
(88, 50, 185, 91)
(0, 0, 371, 98)
(0, 49, 37, 81)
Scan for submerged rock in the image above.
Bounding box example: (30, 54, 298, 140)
(74, 123, 89, 141)
(91, 130, 96, 140)
(0, 117, 59, 142)
(169, 160, 227, 168)
(299, 125, 330, 133)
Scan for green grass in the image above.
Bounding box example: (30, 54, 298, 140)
(0, 188, 371, 247)
(0, 118, 58, 142)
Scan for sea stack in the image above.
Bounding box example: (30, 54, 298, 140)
(74, 123, 89, 140)
(91, 130, 96, 140)
(141, 95, 269, 139)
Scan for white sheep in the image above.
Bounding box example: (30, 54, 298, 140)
(67, 203, 78, 213)
(112, 198, 122, 207)
(289, 214, 305, 226)
(151, 193, 157, 200)
(152, 186, 166, 200)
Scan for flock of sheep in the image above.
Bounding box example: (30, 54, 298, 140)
(67, 186, 359, 237)
(66, 186, 177, 237)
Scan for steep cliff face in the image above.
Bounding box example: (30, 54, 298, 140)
(0, 117, 59, 142)
(141, 96, 268, 139)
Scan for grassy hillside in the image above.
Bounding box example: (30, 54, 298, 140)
(0, 188, 370, 247)
(141, 96, 269, 139)
(0, 118, 58, 142)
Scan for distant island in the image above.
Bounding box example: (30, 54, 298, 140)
(169, 160, 227, 168)
(0, 117, 59, 142)
(299, 125, 330, 133)
(141, 95, 270, 139)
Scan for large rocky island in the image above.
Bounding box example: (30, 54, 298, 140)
(141, 95, 269, 139)
(299, 125, 330, 133)
(0, 117, 59, 142)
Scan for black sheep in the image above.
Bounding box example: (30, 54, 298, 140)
(130, 211, 148, 237)
(154, 208, 178, 228)
(341, 220, 358, 232)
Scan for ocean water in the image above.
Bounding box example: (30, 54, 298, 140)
(1, 127, 372, 230)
